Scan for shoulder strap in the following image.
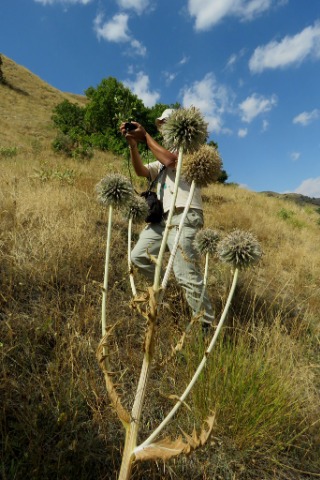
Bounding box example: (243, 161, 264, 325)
(148, 164, 166, 191)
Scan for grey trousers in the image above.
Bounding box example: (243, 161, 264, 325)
(131, 208, 215, 325)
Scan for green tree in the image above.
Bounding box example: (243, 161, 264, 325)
(51, 100, 92, 158)
(51, 75, 229, 181)
(84, 77, 149, 153)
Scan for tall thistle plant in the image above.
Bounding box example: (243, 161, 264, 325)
(215, 228, 263, 333)
(153, 107, 208, 292)
(161, 228, 221, 369)
(123, 195, 149, 296)
(96, 173, 133, 336)
(133, 230, 262, 459)
(160, 144, 222, 298)
(194, 228, 221, 314)
(112, 107, 210, 480)
(95, 109, 263, 480)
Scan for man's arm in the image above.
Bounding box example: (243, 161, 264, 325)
(145, 132, 177, 167)
(128, 143, 150, 178)
(120, 121, 177, 178)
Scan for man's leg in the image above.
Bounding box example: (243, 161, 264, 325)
(131, 222, 164, 282)
(167, 209, 215, 326)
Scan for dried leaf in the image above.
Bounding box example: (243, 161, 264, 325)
(135, 435, 188, 461)
(135, 413, 215, 461)
(96, 329, 130, 425)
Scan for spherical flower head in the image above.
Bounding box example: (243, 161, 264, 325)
(96, 173, 133, 208)
(161, 106, 208, 153)
(217, 229, 262, 269)
(182, 144, 222, 187)
(194, 228, 220, 255)
(123, 195, 149, 223)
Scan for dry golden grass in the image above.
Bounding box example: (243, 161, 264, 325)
(0, 54, 87, 151)
(0, 56, 319, 479)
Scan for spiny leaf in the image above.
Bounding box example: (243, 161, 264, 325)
(134, 413, 215, 461)
(96, 328, 131, 425)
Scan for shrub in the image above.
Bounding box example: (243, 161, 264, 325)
(0, 146, 18, 157)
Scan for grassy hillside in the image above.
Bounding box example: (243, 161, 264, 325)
(0, 56, 319, 480)
(0, 54, 87, 151)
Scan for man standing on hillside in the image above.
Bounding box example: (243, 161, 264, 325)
(120, 109, 215, 332)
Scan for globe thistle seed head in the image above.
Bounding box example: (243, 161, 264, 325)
(217, 230, 262, 270)
(123, 195, 149, 223)
(182, 144, 222, 187)
(194, 228, 221, 255)
(96, 173, 133, 207)
(161, 106, 208, 153)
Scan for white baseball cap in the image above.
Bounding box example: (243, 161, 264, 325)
(155, 108, 175, 127)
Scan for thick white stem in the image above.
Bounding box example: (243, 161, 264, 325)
(118, 294, 156, 480)
(135, 268, 239, 452)
(101, 204, 113, 337)
(153, 146, 184, 291)
(197, 252, 209, 314)
(127, 217, 137, 297)
(160, 181, 195, 298)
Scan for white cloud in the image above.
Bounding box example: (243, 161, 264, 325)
(294, 177, 320, 198)
(163, 71, 177, 85)
(130, 39, 147, 56)
(181, 73, 233, 133)
(179, 55, 190, 66)
(249, 22, 320, 73)
(238, 128, 248, 138)
(187, 0, 285, 31)
(188, 0, 235, 30)
(225, 48, 246, 70)
(293, 109, 319, 126)
(226, 53, 238, 69)
(124, 72, 160, 107)
(94, 13, 130, 42)
(290, 151, 301, 161)
(239, 93, 277, 123)
(116, 0, 150, 14)
(94, 13, 146, 56)
(34, 0, 92, 4)
(262, 119, 269, 131)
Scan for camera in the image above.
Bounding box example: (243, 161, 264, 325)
(125, 122, 137, 132)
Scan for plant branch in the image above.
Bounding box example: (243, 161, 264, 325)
(127, 217, 137, 296)
(153, 146, 184, 291)
(135, 268, 239, 451)
(118, 287, 158, 480)
(160, 180, 196, 299)
(101, 204, 113, 337)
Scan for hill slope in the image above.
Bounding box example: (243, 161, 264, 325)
(0, 55, 319, 480)
(0, 54, 86, 150)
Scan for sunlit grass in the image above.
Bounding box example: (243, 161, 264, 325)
(0, 53, 319, 479)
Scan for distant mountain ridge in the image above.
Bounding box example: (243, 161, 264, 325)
(261, 191, 320, 207)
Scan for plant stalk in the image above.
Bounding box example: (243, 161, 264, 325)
(160, 180, 195, 298)
(135, 268, 239, 452)
(153, 146, 184, 291)
(101, 204, 113, 337)
(118, 288, 157, 480)
(127, 217, 137, 296)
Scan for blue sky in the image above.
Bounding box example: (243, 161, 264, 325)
(1, 0, 320, 196)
